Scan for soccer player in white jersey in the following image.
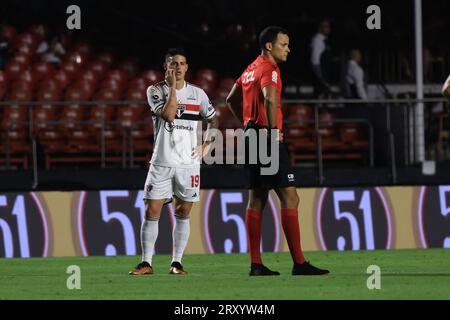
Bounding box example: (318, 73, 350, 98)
(129, 48, 218, 275)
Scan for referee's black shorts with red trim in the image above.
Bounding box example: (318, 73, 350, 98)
(243, 127, 296, 190)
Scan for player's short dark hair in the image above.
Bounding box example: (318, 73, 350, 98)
(164, 48, 187, 62)
(258, 26, 289, 51)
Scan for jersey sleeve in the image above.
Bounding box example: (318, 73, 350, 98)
(146, 85, 165, 113)
(260, 64, 278, 89)
(236, 74, 242, 86)
(199, 89, 216, 120)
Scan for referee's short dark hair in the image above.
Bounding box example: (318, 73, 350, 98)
(259, 26, 289, 51)
(164, 48, 187, 62)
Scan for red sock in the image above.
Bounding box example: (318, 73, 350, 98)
(281, 208, 305, 264)
(245, 208, 262, 264)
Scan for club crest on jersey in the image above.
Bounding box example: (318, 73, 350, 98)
(176, 105, 186, 117)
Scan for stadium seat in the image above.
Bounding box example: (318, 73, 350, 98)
(39, 78, 62, 93)
(126, 89, 145, 101)
(14, 32, 39, 49)
(116, 104, 145, 128)
(8, 88, 33, 102)
(0, 128, 30, 169)
(97, 52, 116, 66)
(71, 80, 95, 99)
(59, 105, 85, 131)
(33, 107, 57, 133)
(340, 123, 369, 149)
(141, 69, 164, 86)
(52, 70, 71, 89)
(32, 61, 55, 81)
(196, 68, 219, 86)
(5, 61, 26, 80)
(79, 69, 99, 86)
(1, 24, 17, 43)
(17, 70, 35, 84)
(71, 42, 92, 56)
(27, 24, 48, 41)
(17, 43, 36, 57)
(105, 69, 128, 85)
(193, 78, 215, 97)
(11, 54, 31, 67)
(128, 78, 147, 91)
(11, 80, 34, 93)
(1, 105, 28, 131)
(86, 60, 109, 79)
(61, 61, 80, 79)
(118, 59, 139, 78)
(36, 87, 60, 101)
(99, 78, 124, 93)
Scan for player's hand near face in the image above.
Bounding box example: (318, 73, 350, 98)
(165, 66, 176, 88)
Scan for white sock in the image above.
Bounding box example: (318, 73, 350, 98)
(141, 218, 159, 266)
(172, 215, 190, 263)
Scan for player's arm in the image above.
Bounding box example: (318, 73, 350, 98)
(442, 74, 450, 101)
(192, 101, 219, 160)
(262, 85, 278, 129)
(156, 68, 178, 122)
(226, 83, 243, 124)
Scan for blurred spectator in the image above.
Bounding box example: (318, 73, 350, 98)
(341, 49, 368, 100)
(310, 19, 332, 96)
(36, 34, 66, 66)
(0, 24, 12, 70)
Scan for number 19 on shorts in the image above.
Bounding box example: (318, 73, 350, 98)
(191, 175, 199, 188)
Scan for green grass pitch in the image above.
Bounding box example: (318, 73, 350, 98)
(1, 249, 449, 300)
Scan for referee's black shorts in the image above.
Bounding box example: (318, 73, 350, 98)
(244, 127, 296, 190)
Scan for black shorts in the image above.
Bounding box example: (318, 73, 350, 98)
(244, 128, 296, 190)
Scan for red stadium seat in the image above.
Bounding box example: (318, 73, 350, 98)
(106, 69, 128, 84)
(128, 78, 147, 91)
(61, 61, 80, 79)
(116, 105, 145, 128)
(8, 88, 32, 101)
(65, 87, 90, 101)
(17, 70, 35, 84)
(14, 33, 39, 49)
(27, 24, 48, 41)
(319, 111, 335, 128)
(141, 69, 164, 86)
(17, 43, 36, 57)
(11, 80, 34, 93)
(196, 68, 218, 85)
(39, 78, 61, 93)
(33, 107, 57, 133)
(193, 78, 215, 97)
(1, 25, 17, 43)
(71, 80, 95, 99)
(126, 89, 145, 101)
(340, 123, 369, 149)
(11, 54, 31, 67)
(71, 42, 92, 56)
(59, 105, 85, 131)
(88, 104, 116, 131)
(86, 60, 109, 79)
(97, 52, 116, 66)
(1, 105, 28, 131)
(79, 69, 99, 86)
(118, 59, 139, 78)
(99, 78, 124, 93)
(52, 70, 71, 89)
(32, 61, 55, 81)
(5, 61, 26, 80)
(36, 88, 60, 101)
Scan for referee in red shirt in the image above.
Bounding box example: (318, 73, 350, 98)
(226, 26, 329, 276)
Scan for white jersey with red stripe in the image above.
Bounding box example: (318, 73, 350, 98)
(146, 80, 216, 168)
